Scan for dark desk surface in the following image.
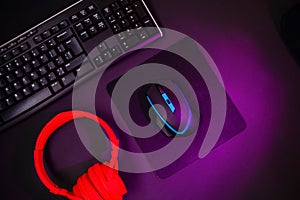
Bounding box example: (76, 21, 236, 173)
(1, 0, 300, 199)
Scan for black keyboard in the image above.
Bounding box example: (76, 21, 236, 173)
(0, 0, 162, 132)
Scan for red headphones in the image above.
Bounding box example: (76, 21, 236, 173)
(33, 110, 127, 200)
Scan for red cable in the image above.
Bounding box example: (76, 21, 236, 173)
(33, 110, 125, 200)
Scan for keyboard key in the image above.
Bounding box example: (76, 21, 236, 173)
(33, 35, 43, 44)
(50, 81, 62, 93)
(112, 23, 122, 33)
(120, 19, 130, 28)
(14, 92, 23, 101)
(75, 23, 84, 32)
(143, 18, 154, 27)
(117, 32, 126, 41)
(59, 20, 69, 29)
(62, 73, 75, 86)
(76, 61, 94, 77)
(30, 71, 39, 80)
(119, 0, 129, 6)
(30, 59, 40, 68)
(84, 18, 93, 27)
(64, 51, 73, 61)
(42, 30, 51, 39)
(50, 25, 60, 34)
(79, 9, 88, 17)
(0, 47, 7, 55)
(48, 49, 57, 59)
(6, 74, 15, 83)
(3, 53, 11, 61)
(11, 48, 20, 56)
(47, 72, 56, 82)
(5, 63, 14, 72)
(56, 67, 65, 77)
(47, 62, 56, 71)
(47, 39, 56, 48)
(38, 66, 48, 76)
(13, 58, 23, 67)
(5, 85, 14, 95)
(17, 36, 27, 43)
(38, 77, 48, 87)
(22, 87, 31, 96)
(102, 51, 112, 61)
(107, 15, 117, 24)
(133, 1, 146, 19)
(98, 42, 108, 52)
(132, 22, 142, 30)
(20, 43, 30, 51)
(124, 6, 133, 14)
(0, 87, 52, 122)
(94, 55, 104, 66)
(128, 14, 138, 23)
(97, 22, 107, 32)
(87, 4, 96, 13)
(64, 54, 86, 72)
(5, 97, 15, 106)
(23, 64, 32, 73)
(122, 35, 140, 49)
(30, 82, 40, 91)
(57, 44, 66, 53)
(65, 37, 83, 56)
(115, 10, 125, 20)
(7, 42, 17, 49)
(31, 49, 40, 57)
(13, 81, 22, 90)
(111, 2, 120, 11)
(56, 29, 73, 42)
(79, 31, 89, 41)
(39, 44, 48, 53)
(102, 7, 112, 16)
(89, 26, 98, 36)
(91, 13, 102, 22)
(111, 45, 122, 57)
(70, 14, 79, 23)
(39, 54, 49, 64)
(14, 69, 24, 78)
(26, 29, 37, 37)
(138, 30, 149, 40)
(23, 53, 32, 62)
(21, 76, 31, 85)
(55, 56, 64, 66)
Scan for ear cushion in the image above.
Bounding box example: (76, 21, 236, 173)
(72, 163, 127, 200)
(88, 164, 127, 200)
(73, 172, 104, 200)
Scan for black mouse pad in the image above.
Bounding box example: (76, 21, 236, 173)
(106, 39, 246, 179)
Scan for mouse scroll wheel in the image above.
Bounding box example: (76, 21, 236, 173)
(162, 93, 175, 113)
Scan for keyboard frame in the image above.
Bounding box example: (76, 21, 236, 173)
(0, 0, 163, 133)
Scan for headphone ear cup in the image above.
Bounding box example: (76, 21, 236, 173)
(89, 164, 127, 200)
(73, 170, 104, 200)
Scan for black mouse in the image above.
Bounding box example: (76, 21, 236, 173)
(144, 81, 197, 137)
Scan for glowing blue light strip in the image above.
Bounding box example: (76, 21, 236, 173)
(162, 93, 175, 113)
(146, 91, 192, 135)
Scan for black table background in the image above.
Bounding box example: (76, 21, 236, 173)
(1, 0, 300, 199)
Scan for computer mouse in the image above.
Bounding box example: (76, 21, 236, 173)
(144, 81, 196, 137)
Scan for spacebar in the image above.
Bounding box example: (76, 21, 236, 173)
(1, 87, 52, 122)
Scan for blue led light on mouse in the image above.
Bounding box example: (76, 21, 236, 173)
(145, 83, 193, 137)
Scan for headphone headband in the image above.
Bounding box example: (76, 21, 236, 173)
(34, 110, 120, 199)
